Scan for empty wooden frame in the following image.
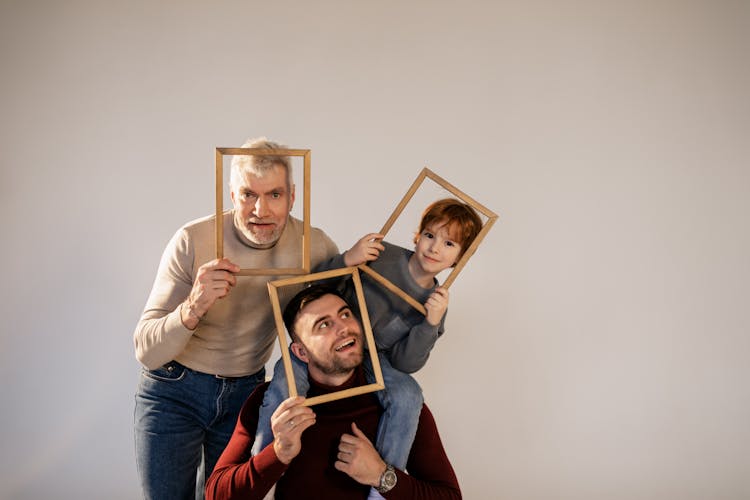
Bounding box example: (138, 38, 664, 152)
(360, 167, 499, 315)
(215, 147, 311, 276)
(267, 267, 385, 407)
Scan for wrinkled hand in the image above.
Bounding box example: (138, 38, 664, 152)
(424, 286, 449, 326)
(271, 396, 316, 465)
(181, 258, 239, 329)
(334, 422, 387, 487)
(344, 233, 385, 267)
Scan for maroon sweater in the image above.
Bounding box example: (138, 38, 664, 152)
(206, 368, 461, 499)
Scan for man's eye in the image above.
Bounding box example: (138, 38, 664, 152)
(318, 321, 330, 330)
(271, 192, 281, 199)
(341, 311, 350, 319)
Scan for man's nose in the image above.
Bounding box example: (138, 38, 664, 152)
(253, 196, 269, 217)
(331, 319, 350, 336)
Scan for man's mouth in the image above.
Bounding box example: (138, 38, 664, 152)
(248, 220, 274, 228)
(334, 338, 356, 352)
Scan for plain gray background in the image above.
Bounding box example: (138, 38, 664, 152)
(1, 1, 748, 499)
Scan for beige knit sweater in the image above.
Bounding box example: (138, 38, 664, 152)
(133, 211, 339, 377)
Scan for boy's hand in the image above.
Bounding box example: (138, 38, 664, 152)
(424, 286, 449, 326)
(343, 233, 385, 266)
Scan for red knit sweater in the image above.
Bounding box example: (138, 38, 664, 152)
(206, 368, 461, 499)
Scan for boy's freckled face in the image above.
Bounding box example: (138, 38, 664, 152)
(413, 222, 462, 275)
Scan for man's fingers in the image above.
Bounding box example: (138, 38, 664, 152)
(210, 270, 237, 287)
(334, 460, 348, 473)
(350, 422, 367, 439)
(214, 258, 240, 273)
(272, 396, 307, 417)
(271, 397, 315, 435)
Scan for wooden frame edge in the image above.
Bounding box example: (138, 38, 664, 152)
(215, 147, 311, 275)
(367, 166, 499, 312)
(267, 267, 385, 407)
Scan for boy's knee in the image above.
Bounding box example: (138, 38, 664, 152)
(388, 375, 423, 405)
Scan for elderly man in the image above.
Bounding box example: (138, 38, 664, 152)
(205, 285, 462, 499)
(133, 138, 341, 500)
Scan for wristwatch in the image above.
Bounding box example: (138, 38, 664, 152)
(376, 463, 397, 494)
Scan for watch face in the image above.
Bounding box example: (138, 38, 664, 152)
(377, 465, 398, 493)
(383, 470, 397, 488)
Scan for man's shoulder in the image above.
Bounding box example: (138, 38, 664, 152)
(179, 212, 220, 233)
(286, 216, 331, 238)
(286, 217, 337, 253)
(170, 212, 230, 249)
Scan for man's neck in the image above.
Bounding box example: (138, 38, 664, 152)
(308, 367, 357, 389)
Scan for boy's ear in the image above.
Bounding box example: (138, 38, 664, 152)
(290, 342, 309, 363)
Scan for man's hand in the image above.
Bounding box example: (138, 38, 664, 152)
(334, 422, 387, 487)
(271, 396, 316, 465)
(180, 258, 240, 330)
(424, 286, 449, 326)
(343, 233, 385, 267)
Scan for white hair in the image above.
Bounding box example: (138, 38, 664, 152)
(229, 137, 293, 192)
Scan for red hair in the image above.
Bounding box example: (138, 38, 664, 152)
(414, 198, 482, 261)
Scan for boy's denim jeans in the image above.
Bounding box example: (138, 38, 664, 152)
(134, 361, 265, 500)
(252, 351, 422, 469)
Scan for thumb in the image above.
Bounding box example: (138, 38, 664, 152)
(351, 422, 368, 440)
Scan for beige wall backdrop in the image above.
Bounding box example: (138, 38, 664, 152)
(1, 1, 748, 499)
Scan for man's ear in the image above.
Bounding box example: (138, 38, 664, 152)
(289, 183, 296, 210)
(290, 341, 309, 363)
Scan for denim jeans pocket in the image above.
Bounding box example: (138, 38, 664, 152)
(142, 361, 187, 383)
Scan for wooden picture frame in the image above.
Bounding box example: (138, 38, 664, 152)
(360, 167, 499, 315)
(267, 267, 385, 407)
(215, 147, 311, 276)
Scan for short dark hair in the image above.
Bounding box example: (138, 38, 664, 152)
(282, 284, 349, 342)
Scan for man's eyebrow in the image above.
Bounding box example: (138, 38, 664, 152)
(241, 186, 286, 194)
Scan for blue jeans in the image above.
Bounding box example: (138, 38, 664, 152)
(253, 351, 422, 469)
(134, 361, 265, 500)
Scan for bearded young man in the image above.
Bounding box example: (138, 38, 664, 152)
(205, 285, 462, 500)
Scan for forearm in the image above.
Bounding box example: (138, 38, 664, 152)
(384, 470, 461, 500)
(206, 445, 287, 500)
(312, 252, 346, 273)
(134, 227, 197, 369)
(133, 308, 194, 369)
(387, 322, 441, 373)
(385, 405, 461, 499)
(206, 384, 287, 499)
